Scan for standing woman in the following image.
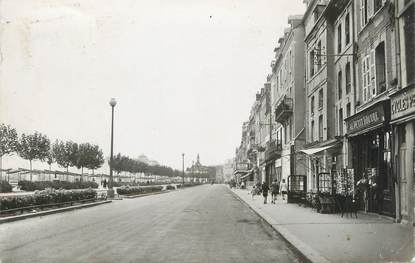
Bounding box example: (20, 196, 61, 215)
(261, 182, 269, 204)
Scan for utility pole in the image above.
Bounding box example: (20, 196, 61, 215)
(182, 153, 185, 186)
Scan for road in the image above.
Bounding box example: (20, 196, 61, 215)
(0, 185, 304, 263)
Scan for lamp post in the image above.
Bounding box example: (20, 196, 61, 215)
(182, 153, 185, 186)
(108, 98, 117, 198)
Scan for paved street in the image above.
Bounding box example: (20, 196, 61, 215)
(0, 185, 304, 263)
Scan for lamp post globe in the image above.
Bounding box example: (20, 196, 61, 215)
(108, 98, 117, 198)
(109, 98, 117, 107)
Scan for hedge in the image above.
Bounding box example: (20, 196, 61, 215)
(166, 185, 176, 190)
(0, 188, 97, 210)
(18, 180, 99, 191)
(176, 183, 203, 189)
(0, 181, 12, 193)
(116, 185, 163, 196)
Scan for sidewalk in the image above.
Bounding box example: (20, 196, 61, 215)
(231, 188, 414, 263)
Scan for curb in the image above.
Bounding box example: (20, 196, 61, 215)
(228, 188, 330, 263)
(0, 200, 112, 224)
(122, 190, 170, 199)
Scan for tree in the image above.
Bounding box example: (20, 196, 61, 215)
(75, 143, 104, 182)
(52, 140, 71, 180)
(18, 132, 50, 181)
(86, 144, 104, 175)
(46, 151, 54, 171)
(75, 143, 89, 182)
(0, 124, 19, 181)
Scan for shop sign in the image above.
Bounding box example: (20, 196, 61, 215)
(391, 85, 415, 120)
(346, 103, 386, 134)
(236, 163, 249, 170)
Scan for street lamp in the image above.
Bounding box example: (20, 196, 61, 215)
(108, 98, 117, 198)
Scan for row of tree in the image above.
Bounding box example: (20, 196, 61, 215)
(110, 153, 183, 178)
(0, 123, 188, 182)
(0, 124, 104, 181)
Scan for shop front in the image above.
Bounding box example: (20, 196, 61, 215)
(262, 140, 282, 185)
(390, 84, 415, 224)
(345, 100, 394, 216)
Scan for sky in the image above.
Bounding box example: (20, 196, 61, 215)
(0, 0, 306, 173)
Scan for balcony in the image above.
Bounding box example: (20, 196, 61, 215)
(264, 140, 282, 161)
(275, 96, 293, 123)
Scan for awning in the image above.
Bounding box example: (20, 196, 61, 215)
(233, 169, 249, 175)
(240, 172, 252, 180)
(299, 145, 337, 155)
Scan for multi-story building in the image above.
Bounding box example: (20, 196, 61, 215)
(329, 0, 356, 174)
(303, 0, 339, 192)
(223, 159, 234, 183)
(234, 122, 250, 184)
(390, 0, 415, 223)
(344, 0, 398, 217)
(271, 15, 306, 187)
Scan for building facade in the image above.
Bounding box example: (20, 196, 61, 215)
(303, 0, 340, 192)
(271, 15, 307, 188)
(390, 0, 415, 223)
(233, 0, 415, 224)
(345, 0, 398, 217)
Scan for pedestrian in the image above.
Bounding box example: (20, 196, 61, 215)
(261, 182, 269, 204)
(271, 179, 279, 204)
(251, 184, 257, 200)
(280, 179, 287, 200)
(241, 181, 245, 190)
(103, 179, 107, 189)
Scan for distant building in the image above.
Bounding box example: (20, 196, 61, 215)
(223, 159, 234, 183)
(186, 154, 216, 182)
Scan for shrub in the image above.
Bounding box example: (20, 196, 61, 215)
(166, 185, 175, 190)
(116, 185, 163, 196)
(111, 181, 140, 187)
(0, 188, 97, 211)
(0, 181, 12, 193)
(18, 180, 98, 191)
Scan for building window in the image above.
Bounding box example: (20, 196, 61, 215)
(362, 55, 371, 102)
(310, 50, 315, 77)
(346, 103, 351, 117)
(311, 96, 315, 115)
(338, 108, 344, 136)
(318, 89, 323, 109)
(337, 24, 342, 53)
(316, 40, 322, 71)
(338, 70, 343, 99)
(289, 50, 293, 81)
(313, 9, 320, 23)
(361, 0, 368, 26)
(375, 42, 386, 94)
(311, 120, 315, 142)
(318, 115, 323, 141)
(345, 13, 350, 45)
(345, 62, 351, 94)
(284, 124, 287, 144)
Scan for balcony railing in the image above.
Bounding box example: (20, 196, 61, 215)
(264, 140, 282, 160)
(275, 96, 293, 123)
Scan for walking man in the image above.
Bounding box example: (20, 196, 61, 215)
(280, 179, 287, 201)
(261, 182, 269, 204)
(271, 179, 279, 204)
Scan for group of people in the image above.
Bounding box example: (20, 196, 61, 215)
(251, 179, 287, 204)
